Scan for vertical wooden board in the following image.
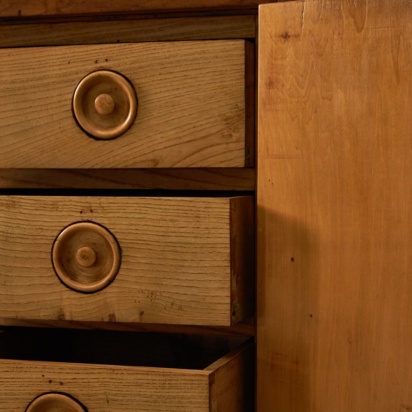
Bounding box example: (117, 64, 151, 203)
(258, 1, 412, 412)
(207, 342, 254, 412)
(230, 196, 255, 324)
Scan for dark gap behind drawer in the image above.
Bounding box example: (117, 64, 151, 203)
(0, 189, 254, 197)
(0, 326, 249, 370)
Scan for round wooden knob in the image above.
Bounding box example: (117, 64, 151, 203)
(26, 393, 86, 412)
(52, 222, 121, 293)
(94, 93, 115, 115)
(76, 246, 97, 268)
(73, 70, 137, 140)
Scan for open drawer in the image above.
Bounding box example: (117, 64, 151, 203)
(0, 195, 254, 326)
(0, 327, 254, 411)
(0, 40, 252, 168)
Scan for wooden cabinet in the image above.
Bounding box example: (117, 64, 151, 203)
(1, 0, 411, 411)
(0, 3, 256, 411)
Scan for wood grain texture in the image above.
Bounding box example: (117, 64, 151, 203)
(245, 41, 256, 168)
(0, 41, 247, 168)
(208, 342, 254, 412)
(0, 16, 256, 48)
(0, 196, 254, 326)
(0, 332, 252, 411)
(0, 168, 255, 191)
(230, 197, 255, 324)
(0, 0, 274, 19)
(257, 1, 412, 411)
(0, 360, 210, 411)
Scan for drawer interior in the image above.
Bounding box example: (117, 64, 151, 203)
(0, 327, 249, 370)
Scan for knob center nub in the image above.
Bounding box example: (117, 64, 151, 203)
(76, 246, 97, 267)
(95, 93, 115, 115)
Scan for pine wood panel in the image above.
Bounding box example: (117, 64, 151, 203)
(0, 16, 255, 48)
(258, 1, 412, 411)
(0, 195, 254, 326)
(0, 333, 253, 411)
(0, 41, 248, 168)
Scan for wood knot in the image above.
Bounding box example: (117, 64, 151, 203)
(281, 31, 291, 41)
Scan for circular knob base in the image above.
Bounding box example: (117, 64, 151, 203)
(52, 221, 121, 293)
(73, 70, 138, 140)
(26, 393, 87, 412)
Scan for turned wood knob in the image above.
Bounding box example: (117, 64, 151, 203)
(76, 246, 97, 268)
(73, 70, 137, 140)
(26, 393, 86, 412)
(52, 221, 121, 293)
(94, 93, 115, 115)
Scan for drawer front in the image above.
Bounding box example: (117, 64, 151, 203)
(0, 329, 254, 412)
(1, 360, 211, 411)
(0, 196, 254, 326)
(0, 41, 248, 168)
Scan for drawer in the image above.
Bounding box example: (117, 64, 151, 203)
(0, 328, 254, 411)
(0, 41, 250, 168)
(0, 195, 254, 326)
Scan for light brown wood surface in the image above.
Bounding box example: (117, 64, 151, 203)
(258, 1, 412, 411)
(0, 16, 255, 47)
(1, 359, 210, 411)
(0, 196, 254, 326)
(0, 41, 248, 168)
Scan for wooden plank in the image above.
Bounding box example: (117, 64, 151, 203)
(208, 342, 254, 412)
(0, 359, 210, 411)
(0, 16, 256, 48)
(258, 1, 412, 411)
(0, 316, 256, 337)
(0, 0, 274, 19)
(0, 169, 255, 191)
(0, 41, 247, 168)
(245, 41, 256, 167)
(0, 196, 253, 326)
(230, 197, 255, 324)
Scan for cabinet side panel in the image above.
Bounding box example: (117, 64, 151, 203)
(257, 1, 412, 411)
